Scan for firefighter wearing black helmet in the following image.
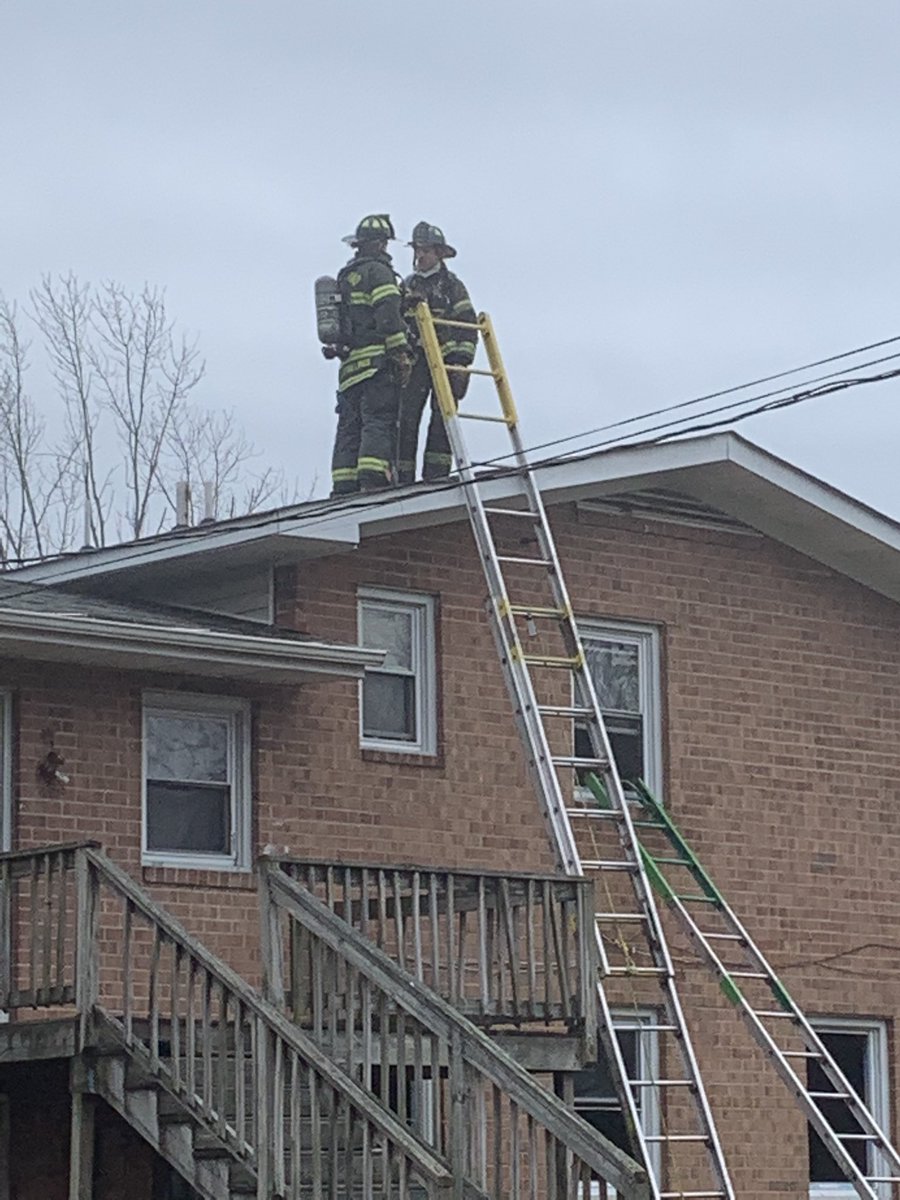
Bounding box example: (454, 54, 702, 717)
(397, 222, 476, 484)
(327, 214, 414, 495)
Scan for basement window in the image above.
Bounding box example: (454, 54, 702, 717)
(142, 692, 250, 870)
(358, 589, 436, 755)
(808, 1018, 890, 1199)
(573, 1014, 661, 1187)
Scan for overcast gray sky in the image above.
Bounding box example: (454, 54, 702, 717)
(4, 2, 900, 518)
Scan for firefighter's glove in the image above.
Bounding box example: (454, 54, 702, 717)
(449, 370, 470, 401)
(388, 348, 415, 390)
(321, 345, 349, 362)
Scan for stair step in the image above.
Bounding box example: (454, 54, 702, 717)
(157, 1093, 194, 1126)
(194, 1131, 235, 1161)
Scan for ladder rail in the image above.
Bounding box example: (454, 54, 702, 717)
(631, 782, 900, 1199)
(415, 302, 736, 1200)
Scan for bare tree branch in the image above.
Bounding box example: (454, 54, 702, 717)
(0, 274, 290, 560)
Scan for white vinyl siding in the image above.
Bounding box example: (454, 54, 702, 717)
(358, 590, 437, 755)
(142, 692, 251, 870)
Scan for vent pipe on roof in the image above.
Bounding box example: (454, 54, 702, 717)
(199, 481, 216, 526)
(174, 481, 191, 530)
(80, 472, 94, 551)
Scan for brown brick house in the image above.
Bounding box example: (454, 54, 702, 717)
(2, 430, 900, 1199)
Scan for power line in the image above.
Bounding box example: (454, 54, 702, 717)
(474, 346, 900, 471)
(544, 362, 900, 464)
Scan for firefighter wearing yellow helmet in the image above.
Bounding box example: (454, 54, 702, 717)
(397, 222, 476, 485)
(326, 215, 414, 495)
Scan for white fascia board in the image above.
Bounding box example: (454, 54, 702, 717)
(0, 610, 385, 682)
(7, 521, 361, 587)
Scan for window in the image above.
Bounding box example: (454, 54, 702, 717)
(808, 1019, 890, 1199)
(358, 590, 437, 755)
(576, 622, 662, 796)
(573, 1014, 661, 1189)
(142, 692, 250, 870)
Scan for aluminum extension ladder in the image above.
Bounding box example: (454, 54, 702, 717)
(610, 778, 900, 1200)
(414, 302, 735, 1200)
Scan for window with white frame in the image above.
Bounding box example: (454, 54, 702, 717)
(573, 1014, 661, 1191)
(808, 1018, 890, 1199)
(358, 590, 437, 755)
(575, 622, 662, 797)
(142, 692, 251, 870)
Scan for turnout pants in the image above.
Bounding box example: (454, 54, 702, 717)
(330, 369, 399, 495)
(396, 355, 453, 486)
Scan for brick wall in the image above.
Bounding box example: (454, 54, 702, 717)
(4, 501, 900, 1196)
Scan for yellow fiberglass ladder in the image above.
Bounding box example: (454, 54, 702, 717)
(414, 302, 735, 1200)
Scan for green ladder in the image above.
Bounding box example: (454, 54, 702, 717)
(590, 776, 900, 1200)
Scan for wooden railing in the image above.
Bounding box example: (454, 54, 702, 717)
(261, 864, 648, 1200)
(0, 842, 85, 1010)
(271, 857, 596, 1045)
(0, 844, 462, 1199)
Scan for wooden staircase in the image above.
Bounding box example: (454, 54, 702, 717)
(0, 844, 649, 1199)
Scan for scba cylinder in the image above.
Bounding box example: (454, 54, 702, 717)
(314, 276, 342, 345)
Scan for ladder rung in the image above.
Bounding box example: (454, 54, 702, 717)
(676, 894, 719, 904)
(610, 966, 669, 977)
(755, 1010, 798, 1019)
(722, 970, 767, 979)
(595, 912, 648, 922)
(836, 1133, 876, 1140)
(539, 704, 595, 718)
(660, 1193, 728, 1198)
(629, 1078, 694, 1088)
(497, 554, 553, 566)
(698, 932, 743, 941)
(654, 856, 690, 866)
(644, 1135, 709, 1144)
(565, 806, 618, 820)
(552, 756, 608, 769)
(431, 316, 481, 330)
(521, 654, 580, 668)
(582, 860, 639, 872)
(808, 1091, 850, 1099)
(864, 1177, 900, 1183)
(483, 506, 537, 519)
(633, 820, 668, 829)
(782, 1050, 820, 1059)
(638, 1024, 678, 1033)
(508, 604, 567, 619)
(456, 410, 508, 423)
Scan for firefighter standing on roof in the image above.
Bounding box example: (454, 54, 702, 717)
(325, 215, 414, 495)
(397, 223, 476, 485)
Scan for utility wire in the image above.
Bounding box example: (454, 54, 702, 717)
(474, 347, 900, 471)
(465, 333, 900, 467)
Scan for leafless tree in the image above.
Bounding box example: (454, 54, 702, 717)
(0, 274, 288, 562)
(0, 298, 78, 562)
